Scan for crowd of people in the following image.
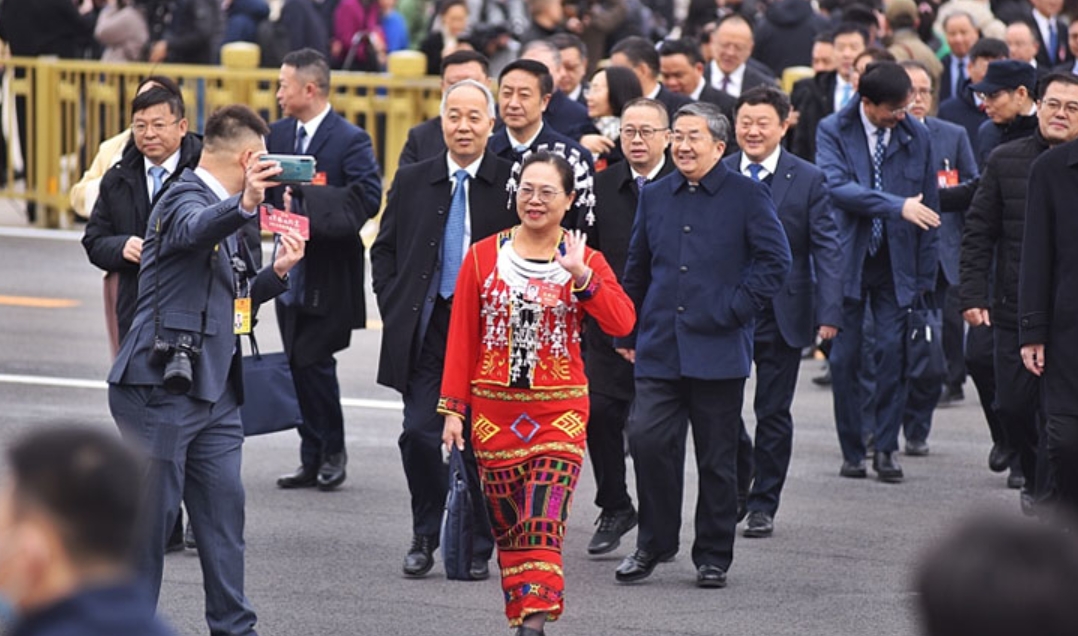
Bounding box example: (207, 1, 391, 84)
(6, 0, 1078, 634)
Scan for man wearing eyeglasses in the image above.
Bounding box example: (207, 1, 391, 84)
(581, 97, 675, 557)
(816, 61, 941, 484)
(961, 73, 1078, 515)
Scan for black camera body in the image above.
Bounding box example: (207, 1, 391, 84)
(150, 333, 201, 395)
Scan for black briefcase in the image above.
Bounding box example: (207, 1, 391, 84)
(240, 332, 303, 436)
(441, 446, 475, 581)
(906, 298, 945, 381)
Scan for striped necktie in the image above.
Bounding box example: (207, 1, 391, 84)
(868, 128, 886, 256)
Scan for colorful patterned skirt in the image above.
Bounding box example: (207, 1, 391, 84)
(469, 386, 588, 627)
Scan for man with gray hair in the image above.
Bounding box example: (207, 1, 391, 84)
(372, 79, 519, 581)
(614, 101, 791, 588)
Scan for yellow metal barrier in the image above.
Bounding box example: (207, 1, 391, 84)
(0, 55, 442, 227)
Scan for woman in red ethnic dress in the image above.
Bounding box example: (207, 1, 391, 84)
(440, 151, 635, 636)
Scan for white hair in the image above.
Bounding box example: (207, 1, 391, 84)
(440, 79, 496, 119)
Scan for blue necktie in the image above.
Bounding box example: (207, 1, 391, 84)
(149, 165, 166, 201)
(840, 82, 852, 108)
(869, 127, 886, 256)
(440, 170, 469, 298)
(295, 126, 308, 154)
(1050, 22, 1060, 63)
(635, 175, 647, 192)
(955, 57, 966, 96)
(747, 163, 764, 181)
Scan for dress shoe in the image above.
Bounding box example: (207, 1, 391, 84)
(988, 443, 1015, 473)
(184, 519, 197, 550)
(614, 548, 675, 583)
(811, 368, 832, 387)
(696, 564, 728, 588)
(938, 384, 964, 405)
(587, 507, 637, 555)
(166, 514, 185, 553)
(839, 460, 867, 478)
(743, 511, 774, 538)
(905, 439, 930, 456)
(873, 451, 904, 483)
(402, 534, 438, 577)
(515, 628, 545, 636)
(277, 464, 318, 489)
(469, 558, 490, 581)
(1007, 466, 1026, 490)
(317, 451, 347, 491)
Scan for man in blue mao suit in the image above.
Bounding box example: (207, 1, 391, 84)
(723, 85, 844, 538)
(816, 61, 941, 483)
(108, 105, 306, 635)
(613, 102, 791, 588)
(268, 48, 383, 491)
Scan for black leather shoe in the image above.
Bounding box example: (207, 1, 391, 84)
(695, 564, 728, 588)
(1007, 466, 1026, 490)
(277, 465, 318, 489)
(939, 384, 964, 405)
(614, 548, 675, 583)
(184, 519, 197, 550)
(166, 513, 185, 553)
(515, 628, 545, 636)
(587, 508, 637, 555)
(873, 451, 904, 483)
(905, 439, 930, 456)
(317, 451, 347, 491)
(988, 443, 1015, 473)
(839, 460, 867, 478)
(402, 534, 438, 577)
(811, 368, 832, 386)
(469, 558, 490, 581)
(743, 511, 774, 538)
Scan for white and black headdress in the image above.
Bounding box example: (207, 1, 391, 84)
(505, 142, 597, 227)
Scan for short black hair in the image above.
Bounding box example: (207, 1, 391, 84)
(842, 5, 878, 31)
(131, 86, 185, 119)
(521, 150, 575, 193)
(440, 49, 490, 77)
(736, 85, 791, 121)
(611, 36, 661, 79)
(549, 32, 588, 61)
(833, 22, 869, 45)
(499, 59, 554, 96)
(658, 37, 704, 67)
(204, 104, 270, 150)
(969, 37, 1009, 61)
(282, 47, 331, 96)
(598, 65, 644, 117)
(814, 31, 835, 45)
(136, 75, 182, 99)
(900, 59, 935, 89)
(1039, 72, 1078, 98)
(8, 427, 145, 565)
(437, 0, 467, 15)
(858, 61, 913, 105)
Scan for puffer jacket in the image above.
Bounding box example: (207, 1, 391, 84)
(959, 128, 1050, 329)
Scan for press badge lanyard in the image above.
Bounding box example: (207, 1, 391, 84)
(230, 236, 253, 335)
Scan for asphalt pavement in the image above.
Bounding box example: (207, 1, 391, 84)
(0, 224, 1023, 636)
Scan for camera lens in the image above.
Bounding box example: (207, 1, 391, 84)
(163, 350, 194, 395)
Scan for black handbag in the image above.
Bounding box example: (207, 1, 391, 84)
(440, 446, 475, 581)
(240, 332, 303, 436)
(906, 296, 946, 381)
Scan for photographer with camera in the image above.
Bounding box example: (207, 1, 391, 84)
(107, 104, 306, 636)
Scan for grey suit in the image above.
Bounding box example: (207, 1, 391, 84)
(109, 169, 288, 636)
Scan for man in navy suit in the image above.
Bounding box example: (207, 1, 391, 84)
(372, 80, 517, 581)
(1025, 0, 1072, 69)
(399, 50, 491, 167)
(938, 12, 980, 103)
(614, 102, 791, 588)
(487, 59, 594, 172)
(268, 48, 383, 492)
(551, 33, 589, 107)
(659, 38, 737, 123)
(900, 61, 978, 454)
(610, 36, 693, 120)
(816, 61, 941, 483)
(938, 38, 1009, 167)
(705, 15, 777, 99)
(108, 105, 306, 635)
(724, 86, 843, 538)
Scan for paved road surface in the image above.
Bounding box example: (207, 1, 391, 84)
(0, 227, 1021, 636)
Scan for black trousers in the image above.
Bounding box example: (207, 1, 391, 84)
(1044, 412, 1078, 512)
(942, 282, 966, 389)
(904, 274, 947, 443)
(965, 324, 1007, 446)
(400, 299, 493, 558)
(993, 325, 1043, 492)
(628, 376, 745, 570)
(293, 354, 346, 470)
(586, 391, 634, 513)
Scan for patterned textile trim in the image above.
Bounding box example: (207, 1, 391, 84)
(437, 396, 468, 418)
(571, 268, 599, 300)
(508, 610, 560, 628)
(474, 442, 586, 461)
(472, 414, 501, 443)
(551, 411, 586, 438)
(472, 386, 587, 402)
(503, 582, 564, 604)
(501, 561, 565, 578)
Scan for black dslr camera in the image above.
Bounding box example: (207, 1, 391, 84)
(150, 333, 201, 395)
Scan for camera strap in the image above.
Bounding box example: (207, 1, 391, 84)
(151, 209, 217, 351)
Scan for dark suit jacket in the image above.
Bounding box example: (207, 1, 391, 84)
(545, 90, 592, 139)
(585, 157, 676, 400)
(399, 116, 445, 168)
(653, 86, 693, 119)
(266, 110, 382, 366)
(82, 134, 202, 342)
(723, 149, 844, 348)
(281, 0, 330, 58)
(697, 84, 737, 121)
(939, 54, 959, 103)
(704, 62, 777, 98)
(816, 101, 940, 307)
(1023, 11, 1072, 68)
(0, 0, 94, 58)
(9, 582, 177, 636)
(787, 71, 838, 162)
(108, 170, 288, 403)
(487, 122, 595, 172)
(615, 161, 792, 380)
(370, 151, 518, 393)
(938, 80, 986, 156)
(1019, 140, 1078, 413)
(925, 117, 978, 286)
